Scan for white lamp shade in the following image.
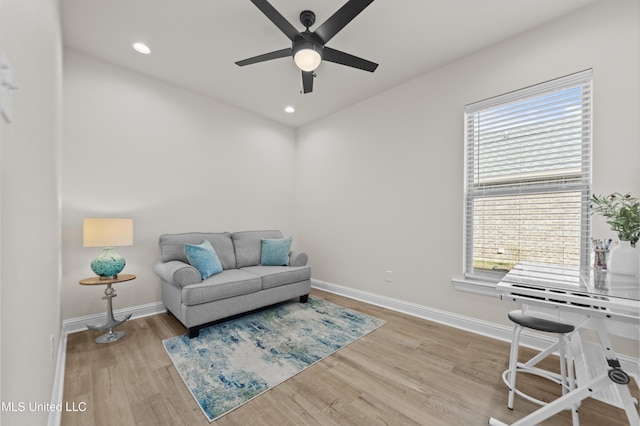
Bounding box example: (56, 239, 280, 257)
(83, 218, 134, 247)
(294, 48, 322, 72)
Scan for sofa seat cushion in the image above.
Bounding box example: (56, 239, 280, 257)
(241, 265, 311, 290)
(181, 269, 261, 306)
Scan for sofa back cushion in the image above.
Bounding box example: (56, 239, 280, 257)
(159, 232, 236, 270)
(232, 230, 284, 268)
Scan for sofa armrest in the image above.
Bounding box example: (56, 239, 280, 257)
(289, 251, 308, 267)
(154, 261, 202, 287)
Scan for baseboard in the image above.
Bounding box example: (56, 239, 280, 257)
(48, 301, 166, 426)
(310, 278, 640, 377)
(47, 325, 67, 426)
(312, 278, 536, 344)
(62, 301, 166, 335)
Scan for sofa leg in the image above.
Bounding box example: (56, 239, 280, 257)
(188, 327, 200, 339)
(300, 294, 309, 303)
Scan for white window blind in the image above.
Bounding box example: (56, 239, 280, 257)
(464, 70, 592, 281)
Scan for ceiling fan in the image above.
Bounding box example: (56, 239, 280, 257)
(235, 0, 378, 94)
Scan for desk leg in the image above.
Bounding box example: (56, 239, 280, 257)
(489, 373, 622, 426)
(489, 318, 639, 426)
(592, 318, 639, 426)
(86, 283, 132, 344)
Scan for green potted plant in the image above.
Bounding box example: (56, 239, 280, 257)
(591, 192, 640, 275)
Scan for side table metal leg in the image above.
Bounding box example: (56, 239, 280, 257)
(86, 283, 131, 343)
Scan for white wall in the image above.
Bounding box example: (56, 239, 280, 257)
(0, 1, 634, 422)
(295, 0, 639, 351)
(0, 0, 63, 425)
(62, 50, 298, 319)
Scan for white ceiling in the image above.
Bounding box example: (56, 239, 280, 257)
(61, 0, 597, 128)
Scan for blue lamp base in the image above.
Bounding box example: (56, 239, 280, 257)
(91, 247, 126, 279)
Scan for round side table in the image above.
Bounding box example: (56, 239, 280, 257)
(79, 274, 136, 343)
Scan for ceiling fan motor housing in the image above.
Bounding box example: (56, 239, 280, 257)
(294, 10, 323, 63)
(292, 32, 324, 60)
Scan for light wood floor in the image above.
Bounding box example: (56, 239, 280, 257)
(62, 289, 638, 425)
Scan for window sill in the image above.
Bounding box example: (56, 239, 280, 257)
(451, 277, 501, 298)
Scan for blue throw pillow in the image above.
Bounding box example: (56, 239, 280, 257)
(184, 240, 223, 279)
(260, 237, 292, 266)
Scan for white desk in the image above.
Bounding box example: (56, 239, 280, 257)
(490, 262, 639, 426)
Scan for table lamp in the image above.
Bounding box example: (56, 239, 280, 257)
(83, 218, 134, 279)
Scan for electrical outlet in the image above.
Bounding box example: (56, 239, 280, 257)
(385, 270, 393, 282)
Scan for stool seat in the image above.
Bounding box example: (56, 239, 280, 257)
(504, 309, 579, 425)
(508, 311, 575, 334)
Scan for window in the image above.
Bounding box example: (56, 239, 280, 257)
(464, 70, 592, 281)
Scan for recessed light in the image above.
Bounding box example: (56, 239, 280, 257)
(284, 106, 295, 113)
(133, 42, 151, 55)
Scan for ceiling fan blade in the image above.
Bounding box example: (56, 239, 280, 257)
(323, 47, 378, 72)
(302, 71, 314, 94)
(235, 48, 292, 66)
(249, 0, 300, 41)
(314, 0, 374, 44)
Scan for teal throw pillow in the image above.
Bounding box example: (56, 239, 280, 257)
(260, 237, 292, 266)
(184, 240, 223, 279)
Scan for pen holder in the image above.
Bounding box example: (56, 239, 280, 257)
(593, 267, 607, 289)
(593, 248, 608, 270)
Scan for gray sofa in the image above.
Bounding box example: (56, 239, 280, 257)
(154, 230, 311, 338)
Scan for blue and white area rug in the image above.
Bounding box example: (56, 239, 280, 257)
(163, 297, 385, 422)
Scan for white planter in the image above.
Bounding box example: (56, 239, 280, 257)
(607, 240, 639, 276)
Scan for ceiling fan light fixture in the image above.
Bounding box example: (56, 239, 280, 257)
(293, 42, 322, 72)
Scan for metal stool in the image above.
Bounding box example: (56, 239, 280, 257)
(503, 310, 579, 424)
